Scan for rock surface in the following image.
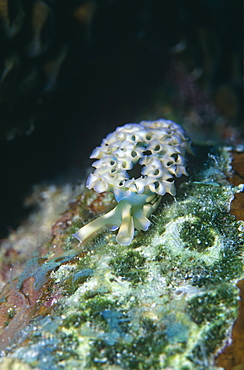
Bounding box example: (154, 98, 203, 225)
(0, 146, 243, 370)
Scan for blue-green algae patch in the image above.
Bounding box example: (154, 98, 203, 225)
(1, 147, 243, 370)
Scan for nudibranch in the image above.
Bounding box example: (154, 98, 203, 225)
(73, 119, 192, 246)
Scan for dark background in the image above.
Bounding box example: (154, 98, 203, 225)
(0, 0, 242, 238)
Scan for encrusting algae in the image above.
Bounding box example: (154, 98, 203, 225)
(0, 120, 243, 370)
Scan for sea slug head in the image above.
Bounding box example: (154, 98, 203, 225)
(73, 119, 192, 246)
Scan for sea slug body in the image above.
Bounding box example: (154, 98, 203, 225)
(73, 119, 192, 246)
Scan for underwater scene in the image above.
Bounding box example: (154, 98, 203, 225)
(0, 1, 243, 369)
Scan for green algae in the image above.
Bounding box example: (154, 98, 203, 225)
(187, 283, 237, 325)
(6, 307, 16, 319)
(180, 220, 215, 252)
(88, 331, 166, 370)
(0, 147, 243, 370)
(109, 250, 147, 284)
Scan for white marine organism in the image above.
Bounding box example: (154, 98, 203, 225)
(73, 119, 192, 246)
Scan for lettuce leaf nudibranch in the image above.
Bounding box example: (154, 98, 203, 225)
(73, 119, 192, 246)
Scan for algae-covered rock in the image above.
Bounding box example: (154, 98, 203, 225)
(0, 146, 243, 370)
